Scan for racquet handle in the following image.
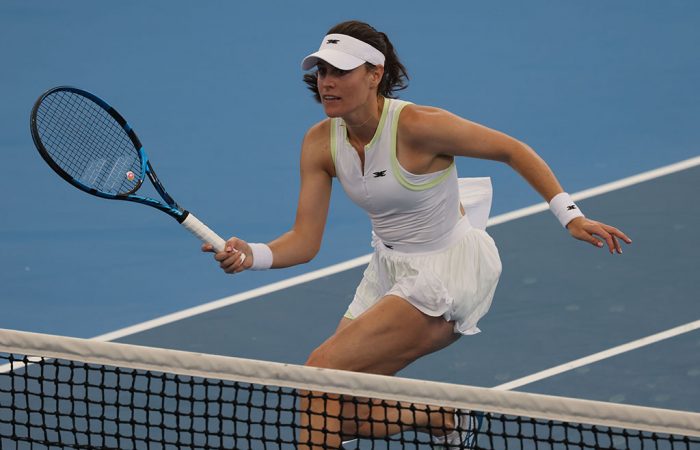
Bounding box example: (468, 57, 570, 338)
(181, 213, 226, 252)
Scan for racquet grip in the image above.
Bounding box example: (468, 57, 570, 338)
(181, 213, 226, 252)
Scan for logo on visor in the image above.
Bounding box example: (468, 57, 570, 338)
(326, 39, 340, 44)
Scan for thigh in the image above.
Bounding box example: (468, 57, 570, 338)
(308, 295, 460, 376)
(334, 316, 353, 334)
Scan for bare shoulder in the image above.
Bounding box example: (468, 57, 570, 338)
(399, 102, 525, 160)
(304, 118, 331, 146)
(398, 103, 460, 147)
(301, 118, 334, 175)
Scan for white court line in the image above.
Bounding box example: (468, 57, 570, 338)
(489, 154, 700, 226)
(493, 320, 700, 391)
(3, 155, 699, 438)
(3, 156, 700, 385)
(92, 254, 372, 342)
(338, 319, 700, 446)
(92, 154, 700, 343)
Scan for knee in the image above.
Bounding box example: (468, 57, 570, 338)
(305, 345, 332, 369)
(305, 344, 345, 370)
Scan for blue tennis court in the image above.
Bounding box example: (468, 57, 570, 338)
(1, 0, 698, 430)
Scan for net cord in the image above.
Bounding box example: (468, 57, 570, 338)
(1, 327, 698, 438)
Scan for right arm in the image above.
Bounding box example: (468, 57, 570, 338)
(206, 120, 333, 273)
(267, 120, 333, 267)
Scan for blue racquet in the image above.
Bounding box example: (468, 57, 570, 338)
(30, 86, 226, 252)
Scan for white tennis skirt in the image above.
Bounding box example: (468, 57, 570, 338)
(345, 178, 502, 335)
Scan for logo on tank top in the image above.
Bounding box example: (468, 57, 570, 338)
(373, 170, 387, 178)
(326, 39, 340, 44)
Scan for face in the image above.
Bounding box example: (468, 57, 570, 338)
(315, 61, 382, 118)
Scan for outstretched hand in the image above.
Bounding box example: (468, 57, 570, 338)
(201, 237, 253, 274)
(566, 217, 632, 254)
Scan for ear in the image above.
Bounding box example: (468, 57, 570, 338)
(369, 64, 385, 89)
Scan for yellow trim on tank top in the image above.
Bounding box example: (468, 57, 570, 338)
(363, 96, 390, 150)
(340, 97, 390, 152)
(330, 98, 390, 169)
(330, 118, 338, 166)
(390, 102, 455, 191)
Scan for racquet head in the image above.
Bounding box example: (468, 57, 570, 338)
(30, 86, 227, 251)
(30, 86, 145, 197)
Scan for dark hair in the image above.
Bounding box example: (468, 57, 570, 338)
(303, 21, 409, 102)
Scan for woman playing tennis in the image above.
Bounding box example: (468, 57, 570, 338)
(204, 20, 632, 449)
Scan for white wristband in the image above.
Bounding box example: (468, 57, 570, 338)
(549, 192, 584, 228)
(249, 243, 273, 270)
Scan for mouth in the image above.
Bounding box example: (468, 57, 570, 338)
(322, 95, 341, 103)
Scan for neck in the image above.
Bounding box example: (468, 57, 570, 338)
(344, 96, 384, 144)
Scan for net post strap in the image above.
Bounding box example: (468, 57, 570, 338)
(1, 327, 699, 438)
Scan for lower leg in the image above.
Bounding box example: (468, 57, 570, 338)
(341, 398, 456, 439)
(298, 395, 450, 448)
(298, 391, 343, 449)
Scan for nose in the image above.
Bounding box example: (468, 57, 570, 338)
(318, 74, 336, 89)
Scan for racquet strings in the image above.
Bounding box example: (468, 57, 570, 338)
(34, 90, 142, 195)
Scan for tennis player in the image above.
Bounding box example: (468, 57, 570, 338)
(204, 20, 632, 449)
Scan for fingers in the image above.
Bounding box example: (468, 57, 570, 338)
(609, 228, 623, 254)
(598, 224, 633, 254)
(588, 225, 619, 254)
(588, 236, 606, 249)
(215, 249, 247, 273)
(598, 226, 616, 254)
(570, 219, 632, 255)
(610, 227, 633, 245)
(211, 238, 251, 274)
(570, 221, 609, 250)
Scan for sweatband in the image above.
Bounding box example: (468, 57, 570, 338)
(249, 243, 273, 270)
(549, 192, 584, 228)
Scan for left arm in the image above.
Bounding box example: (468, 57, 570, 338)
(398, 105, 632, 253)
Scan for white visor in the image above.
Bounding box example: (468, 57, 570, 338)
(301, 33, 386, 71)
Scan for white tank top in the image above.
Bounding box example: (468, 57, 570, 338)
(331, 98, 465, 252)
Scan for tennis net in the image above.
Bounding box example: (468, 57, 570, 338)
(1, 328, 699, 449)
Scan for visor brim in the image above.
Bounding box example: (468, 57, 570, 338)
(301, 49, 366, 71)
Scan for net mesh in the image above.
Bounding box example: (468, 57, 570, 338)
(1, 329, 699, 450)
(33, 89, 142, 195)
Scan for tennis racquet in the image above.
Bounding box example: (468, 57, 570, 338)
(30, 86, 227, 252)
